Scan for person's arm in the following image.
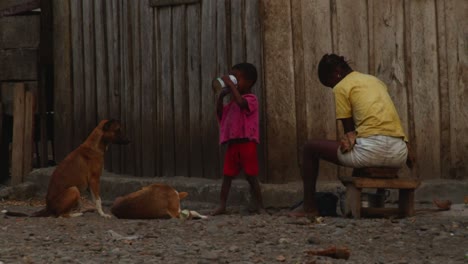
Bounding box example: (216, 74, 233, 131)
(221, 75, 249, 111)
(340, 117, 355, 133)
(216, 89, 230, 121)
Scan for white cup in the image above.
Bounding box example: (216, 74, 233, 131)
(212, 75, 238, 93)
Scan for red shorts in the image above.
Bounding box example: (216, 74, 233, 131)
(223, 141, 259, 177)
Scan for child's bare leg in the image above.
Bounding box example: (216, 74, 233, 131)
(211, 176, 233, 215)
(246, 176, 266, 213)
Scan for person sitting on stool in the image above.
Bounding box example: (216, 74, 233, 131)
(291, 53, 413, 217)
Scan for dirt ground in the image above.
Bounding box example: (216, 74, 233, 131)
(0, 199, 467, 264)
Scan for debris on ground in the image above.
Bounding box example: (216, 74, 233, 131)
(306, 246, 351, 260)
(107, 230, 141, 241)
(433, 199, 452, 211)
(0, 200, 467, 263)
(179, 209, 208, 220)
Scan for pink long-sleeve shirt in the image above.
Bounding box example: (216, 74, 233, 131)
(218, 94, 259, 145)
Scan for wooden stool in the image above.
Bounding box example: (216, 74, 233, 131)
(352, 167, 399, 178)
(339, 168, 421, 218)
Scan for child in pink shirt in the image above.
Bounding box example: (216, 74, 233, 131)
(211, 63, 265, 215)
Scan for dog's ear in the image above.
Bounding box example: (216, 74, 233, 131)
(103, 119, 117, 131)
(178, 192, 188, 200)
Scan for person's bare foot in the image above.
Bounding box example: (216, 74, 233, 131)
(211, 206, 226, 216)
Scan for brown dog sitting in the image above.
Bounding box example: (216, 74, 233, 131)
(37, 119, 129, 218)
(111, 183, 188, 219)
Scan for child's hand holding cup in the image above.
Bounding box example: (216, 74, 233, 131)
(212, 75, 238, 95)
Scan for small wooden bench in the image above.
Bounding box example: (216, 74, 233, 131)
(339, 168, 421, 218)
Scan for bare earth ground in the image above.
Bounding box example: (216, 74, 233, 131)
(0, 199, 467, 264)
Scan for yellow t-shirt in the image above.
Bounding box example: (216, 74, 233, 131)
(333, 71, 407, 141)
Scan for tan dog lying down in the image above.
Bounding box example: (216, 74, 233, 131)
(111, 183, 188, 219)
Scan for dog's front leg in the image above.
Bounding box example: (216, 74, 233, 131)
(89, 178, 111, 218)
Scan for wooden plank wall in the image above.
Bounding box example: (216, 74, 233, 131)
(54, 0, 467, 182)
(54, 0, 264, 179)
(262, 0, 468, 182)
(443, 0, 468, 180)
(261, 1, 298, 183)
(53, 0, 73, 162)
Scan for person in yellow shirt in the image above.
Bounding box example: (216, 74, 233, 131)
(291, 53, 411, 217)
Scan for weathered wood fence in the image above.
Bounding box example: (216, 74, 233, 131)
(52, 0, 467, 183)
(53, 0, 264, 179)
(262, 0, 467, 182)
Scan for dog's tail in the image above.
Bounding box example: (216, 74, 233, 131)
(31, 208, 52, 217)
(1, 207, 52, 217)
(2, 210, 30, 217)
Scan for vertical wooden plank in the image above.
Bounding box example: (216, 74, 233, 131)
(11, 84, 25, 185)
(290, 0, 305, 177)
(140, 0, 155, 177)
(70, 0, 85, 147)
(216, 0, 228, 72)
(82, 0, 97, 136)
(172, 5, 189, 177)
(95, 1, 108, 126)
(187, 3, 203, 178)
(131, 0, 142, 176)
(121, 0, 134, 174)
(95, 0, 111, 169)
(370, 0, 410, 178)
(330, 0, 338, 52)
(230, 0, 244, 64)
(201, 0, 220, 179)
(120, 0, 135, 175)
(107, 0, 122, 173)
(298, 0, 337, 181)
(403, 0, 417, 178)
(435, 0, 450, 179)
(334, 0, 369, 71)
(407, 1, 440, 179)
(245, 0, 266, 180)
(120, 0, 130, 174)
(159, 7, 175, 177)
(445, 0, 468, 179)
(119, 0, 126, 173)
(260, 0, 298, 183)
(53, 0, 73, 162)
(370, 0, 407, 131)
(23, 91, 34, 175)
(153, 7, 162, 176)
(367, 0, 375, 76)
(38, 0, 53, 168)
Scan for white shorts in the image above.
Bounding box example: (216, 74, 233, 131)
(337, 135, 408, 168)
